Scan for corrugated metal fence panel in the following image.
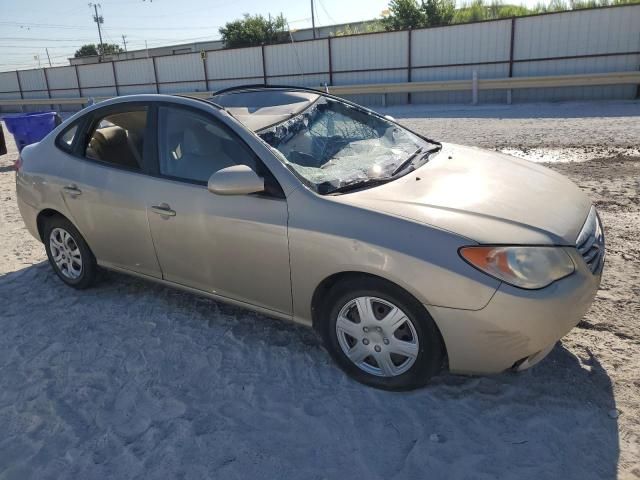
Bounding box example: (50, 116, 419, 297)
(115, 59, 156, 86)
(265, 39, 329, 77)
(0, 71, 20, 94)
(156, 52, 203, 83)
(0, 91, 21, 101)
(46, 67, 78, 90)
(412, 63, 509, 104)
(512, 53, 639, 102)
(412, 20, 511, 66)
(514, 5, 640, 60)
(49, 89, 81, 99)
(266, 74, 330, 88)
(77, 63, 115, 88)
(118, 84, 158, 95)
(158, 81, 207, 94)
(335, 69, 409, 106)
(209, 77, 264, 92)
(332, 31, 408, 71)
(205, 47, 263, 81)
(18, 69, 47, 92)
(83, 86, 118, 97)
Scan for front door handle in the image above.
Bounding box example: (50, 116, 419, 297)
(63, 184, 82, 197)
(150, 203, 176, 216)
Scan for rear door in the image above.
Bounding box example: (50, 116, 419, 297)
(144, 103, 292, 315)
(58, 103, 162, 278)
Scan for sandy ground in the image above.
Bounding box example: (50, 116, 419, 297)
(0, 100, 639, 479)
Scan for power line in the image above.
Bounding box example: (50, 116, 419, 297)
(0, 21, 222, 31)
(318, 0, 338, 25)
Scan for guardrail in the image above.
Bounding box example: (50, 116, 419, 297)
(1, 71, 639, 109)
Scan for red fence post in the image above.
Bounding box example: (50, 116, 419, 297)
(111, 62, 120, 96)
(42, 68, 54, 110)
(202, 54, 209, 92)
(261, 44, 267, 85)
(328, 37, 333, 86)
(15, 71, 24, 112)
(151, 57, 160, 93)
(407, 28, 412, 104)
(74, 65, 82, 98)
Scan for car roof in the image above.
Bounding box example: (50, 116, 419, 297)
(76, 86, 324, 133)
(207, 86, 321, 132)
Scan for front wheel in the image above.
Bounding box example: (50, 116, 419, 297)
(319, 277, 444, 391)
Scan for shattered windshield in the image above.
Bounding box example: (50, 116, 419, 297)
(258, 97, 431, 194)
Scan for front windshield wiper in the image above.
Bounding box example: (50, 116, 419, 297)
(390, 145, 440, 176)
(319, 177, 395, 195)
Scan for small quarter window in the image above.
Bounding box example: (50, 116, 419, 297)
(60, 125, 77, 147)
(56, 123, 79, 152)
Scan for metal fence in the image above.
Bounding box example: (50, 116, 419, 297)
(1, 4, 639, 111)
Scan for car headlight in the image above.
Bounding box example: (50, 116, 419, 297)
(459, 246, 575, 289)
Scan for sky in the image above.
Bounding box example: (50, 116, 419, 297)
(1, 0, 543, 72)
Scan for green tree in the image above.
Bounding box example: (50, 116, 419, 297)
(74, 43, 123, 58)
(74, 44, 98, 58)
(382, 0, 427, 30)
(383, 0, 457, 30)
(333, 20, 385, 36)
(219, 13, 288, 48)
(423, 0, 456, 25)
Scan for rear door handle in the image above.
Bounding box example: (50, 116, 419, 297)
(150, 203, 176, 216)
(63, 185, 82, 197)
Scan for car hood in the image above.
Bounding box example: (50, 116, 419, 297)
(336, 143, 591, 245)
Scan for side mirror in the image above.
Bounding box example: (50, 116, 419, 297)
(207, 165, 265, 195)
(384, 114, 396, 122)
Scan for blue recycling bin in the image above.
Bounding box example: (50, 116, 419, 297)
(2, 111, 61, 152)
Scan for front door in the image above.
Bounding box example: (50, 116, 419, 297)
(145, 104, 292, 315)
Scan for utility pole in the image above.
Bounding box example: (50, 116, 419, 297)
(122, 34, 128, 54)
(45, 48, 52, 67)
(90, 3, 105, 61)
(310, 0, 316, 39)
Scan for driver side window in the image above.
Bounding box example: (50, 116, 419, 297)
(157, 106, 257, 184)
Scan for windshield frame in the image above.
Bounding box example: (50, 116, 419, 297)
(213, 87, 442, 195)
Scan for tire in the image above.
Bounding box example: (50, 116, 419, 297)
(318, 277, 444, 391)
(43, 215, 97, 289)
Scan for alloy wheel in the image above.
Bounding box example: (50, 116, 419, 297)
(49, 227, 83, 280)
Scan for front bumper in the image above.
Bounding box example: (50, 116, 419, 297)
(429, 247, 602, 375)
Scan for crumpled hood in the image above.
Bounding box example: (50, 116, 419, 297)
(337, 143, 592, 245)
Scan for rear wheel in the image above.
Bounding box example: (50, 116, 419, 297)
(43, 216, 97, 289)
(319, 277, 444, 390)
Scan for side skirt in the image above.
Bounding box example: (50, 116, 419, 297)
(98, 261, 300, 325)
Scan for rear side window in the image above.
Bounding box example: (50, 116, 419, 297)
(157, 105, 257, 183)
(84, 107, 147, 171)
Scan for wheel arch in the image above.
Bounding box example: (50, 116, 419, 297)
(36, 208, 86, 245)
(311, 272, 416, 330)
(37, 208, 67, 242)
(310, 270, 449, 366)
(310, 271, 434, 327)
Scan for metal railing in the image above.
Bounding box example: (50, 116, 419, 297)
(1, 71, 638, 109)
